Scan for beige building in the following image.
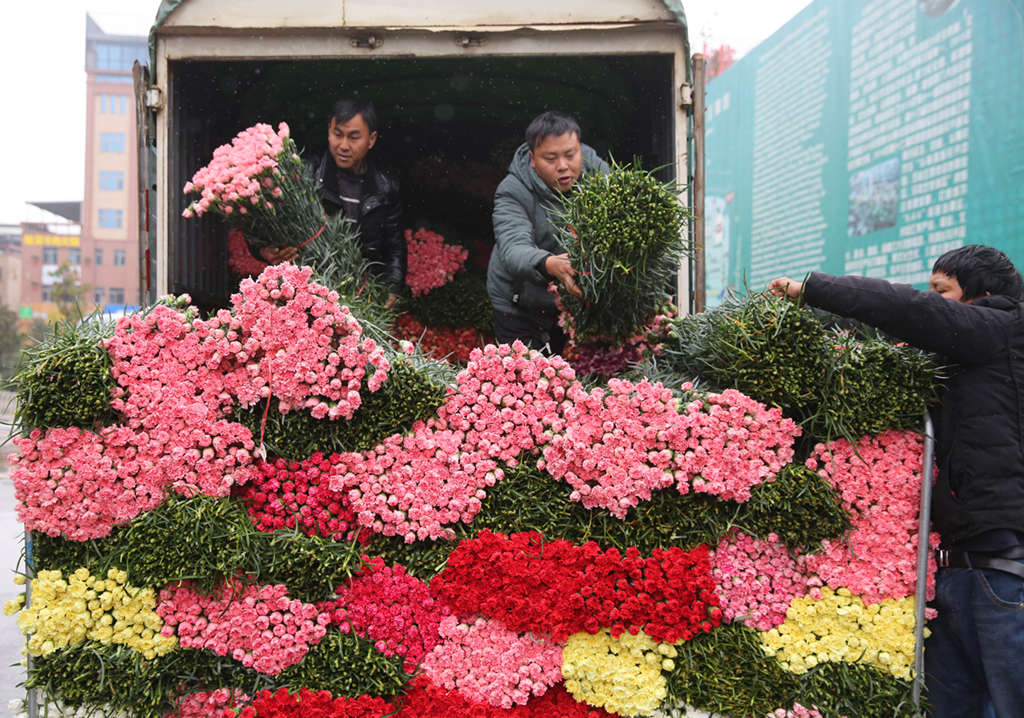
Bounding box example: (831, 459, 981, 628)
(0, 225, 22, 314)
(81, 14, 146, 313)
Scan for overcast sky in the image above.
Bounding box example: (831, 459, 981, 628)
(0, 0, 812, 227)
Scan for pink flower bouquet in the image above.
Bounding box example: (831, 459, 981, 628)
(183, 123, 332, 250)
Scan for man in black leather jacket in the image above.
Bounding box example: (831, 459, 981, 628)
(770, 245, 1024, 718)
(259, 99, 406, 305)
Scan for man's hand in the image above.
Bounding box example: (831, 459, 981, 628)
(545, 253, 582, 298)
(259, 246, 300, 265)
(384, 293, 399, 309)
(768, 277, 805, 300)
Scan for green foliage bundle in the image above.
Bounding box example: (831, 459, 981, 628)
(659, 292, 940, 441)
(556, 159, 693, 343)
(408, 273, 494, 333)
(33, 494, 361, 602)
(13, 311, 117, 431)
(274, 629, 410, 698)
(236, 355, 451, 459)
(738, 463, 853, 550)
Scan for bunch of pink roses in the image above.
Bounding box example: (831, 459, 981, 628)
(404, 228, 468, 297)
(710, 529, 811, 631)
(803, 430, 939, 604)
(319, 556, 451, 669)
(156, 579, 330, 675)
(422, 615, 564, 709)
(11, 426, 165, 541)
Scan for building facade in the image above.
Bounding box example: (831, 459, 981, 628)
(81, 13, 146, 313)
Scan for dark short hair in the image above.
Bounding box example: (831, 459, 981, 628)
(932, 244, 1024, 301)
(525, 111, 581, 151)
(328, 98, 379, 134)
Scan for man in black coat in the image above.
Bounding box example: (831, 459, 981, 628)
(770, 244, 1024, 718)
(259, 98, 406, 306)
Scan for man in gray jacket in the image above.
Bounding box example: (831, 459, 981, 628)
(487, 111, 609, 355)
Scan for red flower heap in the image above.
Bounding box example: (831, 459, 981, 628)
(431, 530, 721, 643)
(228, 228, 269, 278)
(230, 688, 395, 718)
(404, 228, 469, 298)
(391, 314, 486, 364)
(237, 453, 365, 541)
(319, 556, 450, 669)
(393, 676, 613, 718)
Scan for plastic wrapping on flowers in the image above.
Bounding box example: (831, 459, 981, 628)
(6, 257, 941, 718)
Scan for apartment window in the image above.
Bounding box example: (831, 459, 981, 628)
(43, 248, 57, 264)
(109, 287, 125, 304)
(120, 94, 127, 114)
(99, 210, 123, 229)
(113, 249, 126, 267)
(94, 288, 105, 304)
(100, 133, 125, 153)
(95, 249, 104, 266)
(96, 43, 147, 72)
(42, 287, 53, 302)
(69, 249, 81, 265)
(99, 171, 124, 191)
(101, 94, 107, 113)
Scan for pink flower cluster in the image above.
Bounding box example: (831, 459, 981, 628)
(329, 343, 575, 541)
(422, 615, 564, 709)
(183, 122, 289, 218)
(672, 386, 799, 502)
(170, 689, 251, 718)
(711, 529, 811, 631)
(106, 302, 257, 499)
(228, 228, 269, 278)
(231, 264, 390, 419)
(803, 430, 939, 604)
(540, 379, 679, 517)
(11, 426, 165, 541)
(404, 228, 468, 297)
(156, 579, 329, 675)
(319, 556, 451, 669)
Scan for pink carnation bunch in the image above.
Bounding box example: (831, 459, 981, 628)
(183, 122, 289, 219)
(11, 426, 165, 541)
(169, 689, 251, 718)
(319, 556, 451, 669)
(106, 302, 257, 498)
(329, 342, 575, 541)
(230, 264, 390, 419)
(540, 378, 680, 517)
(768, 705, 836, 718)
(404, 228, 468, 297)
(803, 430, 939, 604)
(710, 529, 811, 631)
(422, 615, 564, 709)
(156, 578, 329, 675)
(669, 386, 800, 502)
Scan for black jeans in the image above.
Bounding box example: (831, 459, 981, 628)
(492, 310, 566, 357)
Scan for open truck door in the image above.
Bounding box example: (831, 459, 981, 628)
(134, 60, 158, 308)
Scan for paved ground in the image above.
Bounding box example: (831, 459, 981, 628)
(0, 438, 28, 712)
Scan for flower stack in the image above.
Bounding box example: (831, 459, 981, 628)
(8, 262, 938, 718)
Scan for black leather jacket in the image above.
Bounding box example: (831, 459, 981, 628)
(308, 151, 406, 293)
(804, 272, 1024, 546)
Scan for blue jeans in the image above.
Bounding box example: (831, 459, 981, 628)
(925, 561, 1024, 718)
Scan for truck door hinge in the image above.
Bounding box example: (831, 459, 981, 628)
(350, 36, 384, 50)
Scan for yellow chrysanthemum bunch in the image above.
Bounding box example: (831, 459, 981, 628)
(562, 629, 676, 716)
(13, 567, 178, 659)
(760, 586, 922, 680)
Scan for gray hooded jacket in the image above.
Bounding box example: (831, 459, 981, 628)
(487, 142, 609, 326)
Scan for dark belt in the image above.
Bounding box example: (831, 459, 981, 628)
(936, 546, 1024, 580)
